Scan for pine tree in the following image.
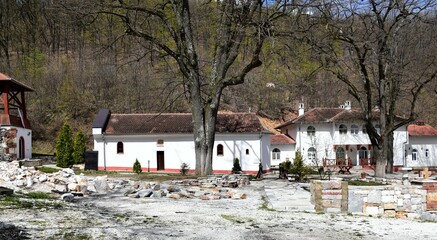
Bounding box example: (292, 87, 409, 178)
(232, 158, 242, 173)
(56, 122, 74, 168)
(133, 159, 142, 174)
(73, 129, 86, 164)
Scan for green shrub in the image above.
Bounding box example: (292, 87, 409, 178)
(133, 159, 142, 174)
(232, 158, 242, 173)
(180, 162, 190, 175)
(289, 151, 311, 182)
(56, 122, 74, 168)
(72, 129, 86, 164)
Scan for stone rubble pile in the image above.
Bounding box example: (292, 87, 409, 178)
(0, 161, 250, 201)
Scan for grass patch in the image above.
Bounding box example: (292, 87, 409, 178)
(35, 166, 60, 174)
(0, 192, 62, 209)
(347, 180, 387, 186)
(220, 214, 247, 224)
(76, 170, 197, 182)
(259, 195, 276, 211)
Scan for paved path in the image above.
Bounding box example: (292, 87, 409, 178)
(261, 174, 315, 212)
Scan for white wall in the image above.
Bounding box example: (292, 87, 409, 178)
(405, 136, 437, 167)
(93, 131, 270, 173)
(270, 144, 295, 166)
(2, 126, 32, 159)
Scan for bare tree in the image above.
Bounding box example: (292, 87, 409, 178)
(65, 0, 289, 175)
(304, 0, 437, 177)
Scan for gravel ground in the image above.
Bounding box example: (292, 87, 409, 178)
(1, 178, 436, 239)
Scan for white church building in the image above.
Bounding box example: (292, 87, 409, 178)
(271, 102, 437, 170)
(92, 109, 272, 174)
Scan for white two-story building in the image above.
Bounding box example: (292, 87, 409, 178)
(271, 102, 437, 170)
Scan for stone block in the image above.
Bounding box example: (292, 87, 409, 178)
(397, 199, 404, 207)
(367, 190, 381, 204)
(365, 206, 379, 215)
(382, 190, 395, 195)
(427, 193, 437, 201)
(348, 191, 364, 213)
(383, 210, 396, 218)
(326, 208, 341, 213)
(381, 195, 395, 203)
(321, 181, 342, 189)
(395, 211, 407, 218)
(383, 203, 396, 210)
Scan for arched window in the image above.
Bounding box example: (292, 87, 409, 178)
(307, 126, 316, 136)
(246, 149, 250, 155)
(339, 124, 347, 134)
(351, 125, 359, 134)
(117, 142, 124, 154)
(272, 148, 280, 160)
(308, 147, 316, 161)
(425, 149, 429, 158)
(217, 144, 224, 156)
(362, 125, 367, 134)
(412, 149, 418, 161)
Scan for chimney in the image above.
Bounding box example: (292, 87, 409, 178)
(344, 100, 351, 110)
(298, 103, 305, 116)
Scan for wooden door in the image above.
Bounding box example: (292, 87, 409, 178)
(157, 151, 165, 170)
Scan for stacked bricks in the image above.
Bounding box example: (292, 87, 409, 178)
(348, 185, 426, 218)
(419, 181, 437, 211)
(311, 180, 348, 213)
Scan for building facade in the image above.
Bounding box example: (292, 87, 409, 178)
(272, 102, 436, 169)
(92, 109, 272, 173)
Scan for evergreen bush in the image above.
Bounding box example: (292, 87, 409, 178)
(55, 122, 74, 168)
(289, 151, 311, 182)
(180, 162, 190, 175)
(232, 158, 242, 173)
(133, 159, 142, 174)
(72, 129, 86, 164)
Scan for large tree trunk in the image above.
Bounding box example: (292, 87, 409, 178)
(386, 133, 394, 173)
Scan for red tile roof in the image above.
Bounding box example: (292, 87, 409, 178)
(408, 122, 437, 137)
(0, 72, 34, 91)
(276, 108, 404, 129)
(270, 134, 295, 145)
(104, 112, 265, 135)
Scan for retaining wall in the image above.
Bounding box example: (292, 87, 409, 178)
(310, 180, 436, 218)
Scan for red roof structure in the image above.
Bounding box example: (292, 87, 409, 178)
(0, 72, 33, 129)
(276, 108, 405, 129)
(270, 134, 295, 145)
(94, 110, 266, 135)
(408, 121, 437, 137)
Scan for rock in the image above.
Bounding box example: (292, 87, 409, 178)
(76, 176, 88, 186)
(26, 177, 33, 188)
(168, 193, 181, 199)
(124, 189, 137, 196)
(62, 168, 75, 175)
(94, 177, 110, 193)
(167, 185, 181, 193)
(54, 184, 67, 193)
(201, 183, 217, 188)
(152, 184, 160, 191)
(61, 193, 75, 202)
(68, 183, 78, 192)
(200, 195, 210, 200)
(151, 190, 165, 198)
(38, 175, 48, 183)
(138, 189, 153, 198)
(15, 179, 25, 187)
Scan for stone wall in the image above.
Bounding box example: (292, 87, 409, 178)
(414, 181, 437, 211)
(310, 180, 348, 213)
(311, 180, 430, 218)
(348, 185, 426, 218)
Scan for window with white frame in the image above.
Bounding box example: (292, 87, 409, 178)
(351, 125, 359, 134)
(308, 147, 316, 161)
(272, 148, 280, 160)
(412, 149, 418, 161)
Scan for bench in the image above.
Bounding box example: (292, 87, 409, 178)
(323, 158, 352, 174)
